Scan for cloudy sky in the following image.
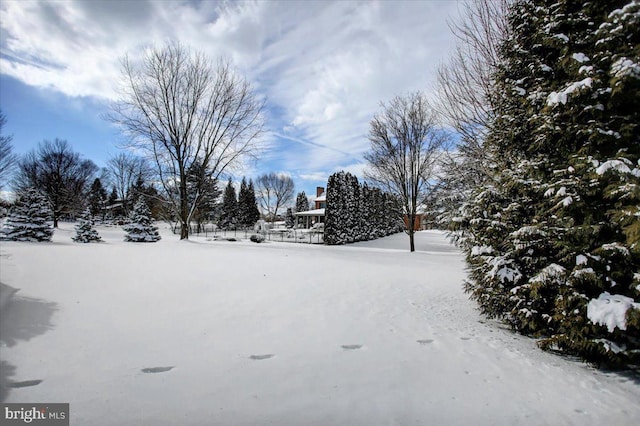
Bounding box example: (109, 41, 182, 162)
(0, 0, 463, 194)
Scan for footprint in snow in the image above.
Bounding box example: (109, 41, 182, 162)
(141, 366, 174, 373)
(341, 344, 363, 350)
(250, 354, 275, 360)
(460, 337, 472, 341)
(8, 379, 43, 388)
(417, 339, 434, 345)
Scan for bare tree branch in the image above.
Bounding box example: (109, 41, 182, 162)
(108, 42, 265, 239)
(0, 109, 18, 191)
(256, 172, 295, 222)
(364, 92, 448, 252)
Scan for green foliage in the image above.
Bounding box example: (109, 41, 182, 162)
(237, 177, 260, 227)
(0, 188, 54, 242)
(123, 198, 161, 242)
(218, 178, 238, 229)
(324, 171, 403, 245)
(295, 191, 309, 213)
(72, 208, 102, 243)
(457, 0, 640, 368)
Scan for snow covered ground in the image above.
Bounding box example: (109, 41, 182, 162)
(1, 225, 639, 425)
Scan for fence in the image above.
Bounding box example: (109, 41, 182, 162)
(177, 225, 325, 244)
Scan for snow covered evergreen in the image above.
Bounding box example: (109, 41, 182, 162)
(324, 171, 403, 245)
(123, 198, 161, 242)
(0, 188, 54, 242)
(295, 191, 309, 213)
(284, 208, 295, 228)
(72, 208, 102, 243)
(456, 0, 640, 368)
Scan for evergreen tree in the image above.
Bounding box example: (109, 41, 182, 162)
(325, 171, 402, 245)
(218, 178, 238, 229)
(186, 161, 219, 232)
(123, 198, 161, 242)
(324, 171, 348, 245)
(459, 0, 640, 367)
(247, 180, 261, 225)
(72, 208, 102, 243)
(0, 188, 54, 242)
(295, 191, 309, 213)
(107, 186, 124, 219)
(238, 177, 261, 227)
(285, 207, 295, 228)
(87, 178, 107, 219)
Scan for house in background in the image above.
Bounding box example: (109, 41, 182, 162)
(294, 185, 435, 231)
(295, 186, 325, 229)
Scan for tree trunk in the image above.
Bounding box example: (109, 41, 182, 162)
(408, 213, 416, 252)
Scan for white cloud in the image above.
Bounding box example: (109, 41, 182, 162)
(0, 0, 462, 181)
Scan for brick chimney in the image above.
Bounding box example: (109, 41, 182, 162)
(316, 186, 325, 197)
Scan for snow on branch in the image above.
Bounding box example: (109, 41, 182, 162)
(587, 292, 640, 333)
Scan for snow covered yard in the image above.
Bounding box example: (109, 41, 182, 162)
(1, 226, 639, 425)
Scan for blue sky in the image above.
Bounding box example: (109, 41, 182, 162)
(0, 0, 462, 196)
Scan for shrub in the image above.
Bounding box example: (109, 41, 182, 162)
(250, 234, 265, 243)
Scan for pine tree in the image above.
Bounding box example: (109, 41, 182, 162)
(218, 178, 238, 229)
(123, 198, 161, 242)
(247, 180, 261, 225)
(186, 161, 219, 232)
(237, 177, 261, 228)
(324, 171, 348, 245)
(285, 207, 295, 228)
(325, 171, 402, 245)
(107, 186, 124, 219)
(0, 188, 54, 242)
(87, 178, 107, 220)
(459, 0, 640, 367)
(295, 191, 309, 213)
(72, 208, 102, 243)
(532, 0, 640, 366)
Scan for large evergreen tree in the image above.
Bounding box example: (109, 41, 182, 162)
(218, 178, 238, 229)
(325, 171, 403, 245)
(186, 160, 219, 232)
(459, 0, 640, 367)
(87, 178, 107, 220)
(238, 177, 261, 228)
(0, 188, 54, 242)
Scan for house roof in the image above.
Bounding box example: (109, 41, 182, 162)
(294, 208, 325, 216)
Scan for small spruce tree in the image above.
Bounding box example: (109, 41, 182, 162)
(0, 188, 54, 242)
(72, 208, 102, 243)
(123, 198, 161, 242)
(295, 191, 309, 213)
(285, 207, 295, 228)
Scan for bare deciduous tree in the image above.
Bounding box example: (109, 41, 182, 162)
(364, 92, 448, 252)
(435, 0, 510, 185)
(106, 152, 153, 216)
(0, 110, 18, 190)
(15, 139, 98, 227)
(437, 0, 508, 145)
(256, 172, 295, 222)
(109, 42, 265, 239)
